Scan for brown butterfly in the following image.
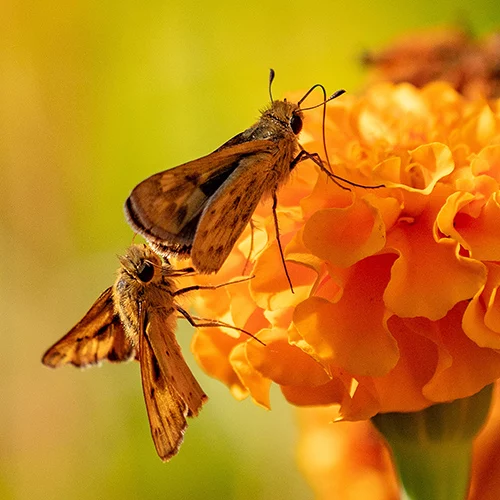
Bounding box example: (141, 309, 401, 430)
(42, 244, 255, 461)
(124, 70, 356, 289)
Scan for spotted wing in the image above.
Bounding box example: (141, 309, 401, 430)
(42, 287, 135, 368)
(139, 307, 207, 461)
(191, 151, 273, 273)
(124, 140, 273, 257)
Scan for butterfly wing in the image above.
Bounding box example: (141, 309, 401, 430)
(139, 306, 207, 461)
(124, 140, 272, 257)
(42, 287, 135, 368)
(191, 151, 273, 273)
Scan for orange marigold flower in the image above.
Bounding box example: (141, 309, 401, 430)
(190, 82, 500, 420)
(295, 385, 500, 500)
(363, 27, 500, 99)
(296, 407, 399, 500)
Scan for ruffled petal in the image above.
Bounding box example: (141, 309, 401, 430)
(302, 196, 386, 268)
(294, 254, 400, 377)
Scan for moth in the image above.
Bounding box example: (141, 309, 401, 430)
(125, 70, 355, 288)
(42, 244, 253, 461)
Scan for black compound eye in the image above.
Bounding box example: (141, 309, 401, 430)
(290, 113, 303, 135)
(137, 261, 155, 282)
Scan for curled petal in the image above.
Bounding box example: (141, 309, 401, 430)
(282, 378, 349, 407)
(463, 263, 500, 348)
(229, 343, 271, 409)
(246, 328, 331, 387)
(294, 254, 399, 377)
(385, 193, 486, 319)
(251, 240, 317, 310)
(191, 329, 248, 400)
(404, 143, 455, 193)
(400, 303, 500, 401)
(303, 196, 386, 268)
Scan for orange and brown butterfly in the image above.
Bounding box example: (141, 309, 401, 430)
(124, 70, 349, 287)
(42, 244, 253, 461)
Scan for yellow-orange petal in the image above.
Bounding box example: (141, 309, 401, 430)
(405, 303, 500, 402)
(281, 377, 349, 407)
(470, 384, 500, 500)
(461, 104, 499, 153)
(191, 329, 248, 400)
(245, 328, 331, 387)
(456, 195, 500, 261)
(229, 343, 271, 409)
(385, 191, 486, 320)
(471, 144, 500, 181)
(339, 317, 440, 419)
(404, 143, 455, 193)
(463, 263, 500, 348)
(294, 254, 399, 377)
(297, 408, 400, 500)
(251, 240, 317, 310)
(303, 196, 386, 268)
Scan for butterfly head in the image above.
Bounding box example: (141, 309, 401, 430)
(264, 99, 304, 137)
(119, 244, 163, 284)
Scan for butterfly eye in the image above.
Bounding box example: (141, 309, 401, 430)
(137, 261, 155, 282)
(290, 114, 303, 135)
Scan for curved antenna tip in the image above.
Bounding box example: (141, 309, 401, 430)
(331, 89, 346, 99)
(268, 69, 276, 102)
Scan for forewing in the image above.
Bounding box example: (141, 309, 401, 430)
(146, 309, 207, 417)
(192, 152, 273, 273)
(124, 140, 272, 256)
(42, 287, 135, 368)
(139, 308, 206, 461)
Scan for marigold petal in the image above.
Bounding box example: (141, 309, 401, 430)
(411, 303, 500, 401)
(229, 343, 271, 409)
(297, 409, 400, 500)
(303, 196, 386, 268)
(405, 143, 455, 193)
(455, 195, 500, 260)
(463, 263, 500, 348)
(339, 317, 439, 419)
(385, 197, 486, 319)
(294, 254, 399, 377)
(281, 378, 349, 407)
(246, 328, 331, 387)
(191, 329, 248, 400)
(472, 144, 500, 181)
(336, 378, 383, 420)
(462, 104, 498, 152)
(286, 229, 323, 275)
(251, 241, 317, 310)
(300, 171, 354, 217)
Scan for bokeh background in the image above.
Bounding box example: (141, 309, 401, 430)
(1, 1, 498, 499)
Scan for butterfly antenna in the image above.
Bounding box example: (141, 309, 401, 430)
(268, 68, 275, 102)
(298, 84, 346, 173)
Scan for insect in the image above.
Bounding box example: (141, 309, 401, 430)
(42, 244, 256, 461)
(124, 70, 357, 289)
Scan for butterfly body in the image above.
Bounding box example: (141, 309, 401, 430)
(125, 99, 304, 274)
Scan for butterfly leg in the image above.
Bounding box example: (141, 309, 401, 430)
(272, 190, 294, 294)
(173, 275, 254, 297)
(168, 266, 196, 277)
(293, 148, 385, 189)
(242, 218, 256, 275)
(176, 305, 265, 346)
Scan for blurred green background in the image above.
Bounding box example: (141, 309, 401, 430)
(1, 1, 498, 499)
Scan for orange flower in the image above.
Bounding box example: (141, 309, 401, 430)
(190, 82, 500, 420)
(363, 27, 500, 99)
(296, 407, 399, 500)
(295, 384, 500, 500)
